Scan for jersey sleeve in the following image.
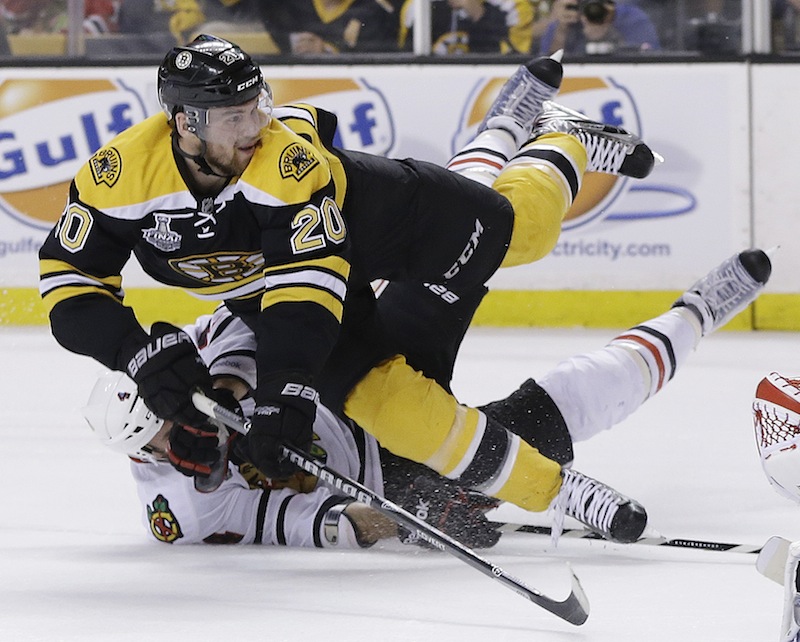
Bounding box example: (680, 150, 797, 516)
(38, 180, 147, 368)
(241, 109, 351, 387)
(131, 461, 367, 548)
(184, 305, 258, 391)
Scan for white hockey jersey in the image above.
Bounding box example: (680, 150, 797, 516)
(130, 306, 384, 548)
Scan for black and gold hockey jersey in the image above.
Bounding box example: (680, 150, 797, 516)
(39, 103, 513, 403)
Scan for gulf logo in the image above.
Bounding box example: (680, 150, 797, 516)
(0, 78, 148, 230)
(455, 75, 655, 231)
(270, 78, 394, 156)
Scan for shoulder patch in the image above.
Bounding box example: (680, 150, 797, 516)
(147, 493, 183, 543)
(279, 142, 319, 181)
(89, 147, 122, 187)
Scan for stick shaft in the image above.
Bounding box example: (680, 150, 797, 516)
(191, 392, 590, 625)
(501, 524, 764, 554)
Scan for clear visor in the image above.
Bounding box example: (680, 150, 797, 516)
(188, 85, 273, 145)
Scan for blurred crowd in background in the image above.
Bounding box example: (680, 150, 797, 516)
(1, 0, 798, 59)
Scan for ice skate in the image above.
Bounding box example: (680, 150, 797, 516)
(551, 469, 647, 544)
(672, 248, 772, 336)
(478, 50, 564, 140)
(531, 100, 661, 178)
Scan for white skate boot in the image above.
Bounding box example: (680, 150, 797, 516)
(672, 249, 772, 336)
(551, 468, 648, 544)
(478, 51, 564, 142)
(531, 100, 661, 178)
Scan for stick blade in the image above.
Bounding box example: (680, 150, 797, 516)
(524, 563, 590, 625)
(562, 563, 591, 625)
(758, 536, 793, 585)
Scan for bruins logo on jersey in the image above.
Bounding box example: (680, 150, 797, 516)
(89, 147, 122, 187)
(280, 143, 319, 181)
(147, 494, 183, 543)
(169, 251, 265, 284)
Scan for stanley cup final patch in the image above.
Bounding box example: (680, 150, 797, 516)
(279, 143, 319, 181)
(142, 213, 182, 252)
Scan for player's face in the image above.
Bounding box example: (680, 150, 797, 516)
(142, 420, 173, 462)
(201, 95, 270, 175)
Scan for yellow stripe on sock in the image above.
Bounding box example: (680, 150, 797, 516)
(425, 406, 485, 478)
(491, 441, 563, 512)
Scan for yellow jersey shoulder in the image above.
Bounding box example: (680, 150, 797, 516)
(241, 116, 335, 203)
(74, 114, 184, 209)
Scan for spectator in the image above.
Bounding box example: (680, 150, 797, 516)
(398, 0, 535, 55)
(258, 0, 401, 55)
(773, 0, 800, 51)
(0, 0, 119, 35)
(683, 0, 741, 54)
(202, 0, 261, 25)
(539, 0, 660, 55)
(117, 0, 204, 44)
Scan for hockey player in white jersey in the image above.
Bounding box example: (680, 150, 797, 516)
(84, 305, 499, 549)
(83, 246, 771, 550)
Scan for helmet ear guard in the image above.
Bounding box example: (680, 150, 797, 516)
(83, 371, 165, 463)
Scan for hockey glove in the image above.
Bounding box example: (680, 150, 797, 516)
(117, 322, 211, 427)
(168, 387, 242, 482)
(396, 475, 502, 549)
(236, 375, 317, 479)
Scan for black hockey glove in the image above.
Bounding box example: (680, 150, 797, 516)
(236, 375, 317, 479)
(168, 387, 243, 482)
(117, 322, 211, 427)
(396, 475, 502, 549)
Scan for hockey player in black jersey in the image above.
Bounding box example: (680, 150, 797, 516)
(39, 33, 742, 529)
(82, 246, 773, 550)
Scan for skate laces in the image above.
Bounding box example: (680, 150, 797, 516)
(695, 255, 760, 320)
(573, 131, 634, 174)
(508, 72, 561, 125)
(534, 101, 641, 173)
(681, 254, 764, 333)
(550, 469, 623, 546)
(479, 58, 562, 134)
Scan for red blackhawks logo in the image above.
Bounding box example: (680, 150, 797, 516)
(147, 494, 183, 543)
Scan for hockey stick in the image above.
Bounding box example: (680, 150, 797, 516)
(191, 392, 590, 626)
(757, 536, 792, 585)
(498, 523, 765, 555)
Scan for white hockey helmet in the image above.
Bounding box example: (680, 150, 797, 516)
(753, 372, 800, 504)
(83, 370, 165, 463)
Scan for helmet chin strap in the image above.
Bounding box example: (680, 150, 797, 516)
(171, 129, 232, 179)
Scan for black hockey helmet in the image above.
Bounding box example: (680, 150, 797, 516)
(157, 33, 270, 119)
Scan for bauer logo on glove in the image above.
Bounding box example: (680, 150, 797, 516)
(125, 330, 194, 378)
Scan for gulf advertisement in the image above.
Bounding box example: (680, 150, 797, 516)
(0, 62, 782, 326)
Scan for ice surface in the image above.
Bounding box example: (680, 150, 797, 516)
(1, 325, 797, 641)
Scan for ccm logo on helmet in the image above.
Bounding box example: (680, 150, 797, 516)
(237, 75, 260, 92)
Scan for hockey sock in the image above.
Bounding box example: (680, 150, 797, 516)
(538, 307, 699, 442)
(446, 126, 519, 188)
(344, 355, 562, 512)
(481, 379, 574, 465)
(496, 133, 586, 268)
